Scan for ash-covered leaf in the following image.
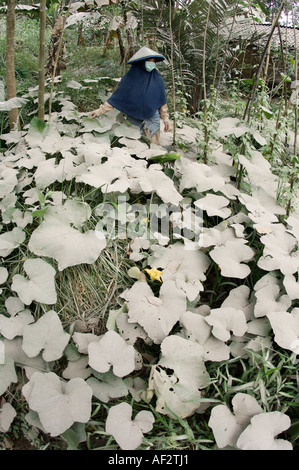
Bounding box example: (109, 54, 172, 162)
(205, 307, 247, 342)
(147, 364, 202, 419)
(105, 402, 154, 450)
(179, 310, 230, 362)
(0, 355, 17, 396)
(0, 166, 18, 198)
(148, 242, 210, 302)
(122, 279, 186, 344)
(86, 370, 128, 403)
(0, 97, 28, 111)
(11, 258, 57, 305)
(236, 411, 292, 450)
(208, 393, 263, 448)
(0, 297, 34, 340)
(88, 330, 136, 377)
(258, 224, 299, 275)
(195, 194, 231, 219)
(267, 308, 299, 354)
(22, 310, 70, 362)
(0, 267, 8, 290)
(159, 335, 210, 390)
(22, 371, 92, 437)
(253, 273, 291, 318)
(0, 403, 16, 432)
(0, 227, 25, 257)
(28, 202, 106, 271)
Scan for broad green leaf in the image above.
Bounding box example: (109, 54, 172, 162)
(280, 72, 292, 83)
(147, 152, 181, 164)
(30, 116, 47, 133)
(32, 207, 48, 220)
(260, 106, 273, 119)
(61, 428, 81, 450)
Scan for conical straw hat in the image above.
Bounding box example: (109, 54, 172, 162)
(127, 46, 165, 64)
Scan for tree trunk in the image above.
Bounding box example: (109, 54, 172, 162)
(45, 16, 67, 78)
(122, 1, 134, 60)
(6, 0, 18, 130)
(38, 0, 46, 121)
(116, 29, 126, 64)
(48, 0, 73, 122)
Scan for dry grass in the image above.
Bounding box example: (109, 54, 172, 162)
(55, 242, 134, 335)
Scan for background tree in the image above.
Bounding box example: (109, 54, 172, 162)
(45, 14, 67, 77)
(264, 0, 299, 25)
(139, 0, 242, 114)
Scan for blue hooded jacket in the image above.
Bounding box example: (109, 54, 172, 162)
(107, 60, 167, 121)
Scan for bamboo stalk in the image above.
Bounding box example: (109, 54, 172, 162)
(234, 47, 247, 118)
(269, 17, 290, 158)
(38, 0, 46, 121)
(169, 0, 176, 149)
(178, 12, 184, 99)
(277, 23, 288, 109)
(202, 0, 211, 164)
(263, 16, 276, 85)
(243, 1, 286, 123)
(286, 3, 298, 216)
(269, 90, 284, 158)
(212, 21, 220, 89)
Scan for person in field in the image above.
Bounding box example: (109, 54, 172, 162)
(90, 46, 170, 144)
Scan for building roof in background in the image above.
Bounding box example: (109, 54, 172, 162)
(224, 16, 299, 48)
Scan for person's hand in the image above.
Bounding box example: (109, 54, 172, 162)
(90, 110, 98, 119)
(164, 120, 170, 132)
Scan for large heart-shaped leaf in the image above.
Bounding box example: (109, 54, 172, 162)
(88, 330, 136, 377)
(11, 258, 57, 305)
(28, 202, 106, 271)
(122, 279, 186, 344)
(22, 310, 70, 362)
(22, 371, 92, 436)
(0, 297, 34, 340)
(105, 402, 154, 450)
